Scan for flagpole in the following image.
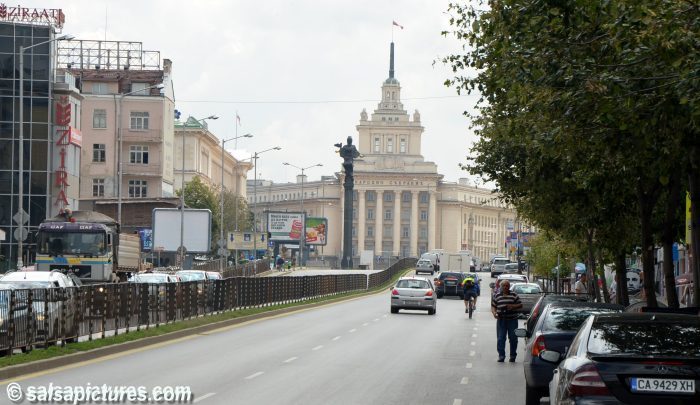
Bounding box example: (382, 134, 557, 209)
(235, 110, 239, 149)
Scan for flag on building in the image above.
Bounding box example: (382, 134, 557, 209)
(236, 113, 241, 126)
(392, 20, 404, 29)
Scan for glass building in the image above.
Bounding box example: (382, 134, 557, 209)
(0, 22, 55, 271)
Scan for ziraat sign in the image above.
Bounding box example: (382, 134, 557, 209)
(54, 96, 80, 210)
(0, 3, 65, 28)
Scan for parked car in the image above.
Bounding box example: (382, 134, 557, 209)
(544, 312, 700, 404)
(0, 270, 80, 288)
(515, 301, 624, 405)
(504, 262, 520, 274)
(490, 273, 529, 291)
(175, 270, 208, 282)
(490, 257, 511, 278)
(510, 283, 542, 315)
(525, 293, 594, 339)
(390, 276, 436, 315)
(128, 273, 179, 283)
(415, 259, 435, 275)
(433, 272, 465, 299)
(205, 271, 223, 280)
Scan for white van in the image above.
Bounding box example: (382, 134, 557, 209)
(490, 256, 511, 278)
(420, 252, 440, 272)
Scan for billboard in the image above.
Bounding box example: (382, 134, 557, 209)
(227, 231, 267, 250)
(305, 217, 327, 245)
(138, 228, 153, 252)
(152, 208, 211, 253)
(267, 212, 304, 241)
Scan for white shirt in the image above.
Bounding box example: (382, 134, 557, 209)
(575, 278, 588, 294)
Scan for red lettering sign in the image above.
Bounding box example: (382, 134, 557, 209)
(55, 189, 68, 206)
(55, 97, 71, 126)
(0, 3, 65, 28)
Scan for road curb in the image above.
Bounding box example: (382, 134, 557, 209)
(0, 287, 388, 381)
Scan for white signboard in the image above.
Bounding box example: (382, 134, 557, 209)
(152, 208, 212, 253)
(267, 212, 303, 242)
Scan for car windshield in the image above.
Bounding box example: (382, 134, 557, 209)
(37, 231, 108, 256)
(505, 264, 518, 270)
(542, 307, 621, 332)
(588, 321, 700, 357)
(512, 284, 541, 294)
(0, 280, 53, 290)
(177, 272, 206, 281)
(130, 274, 170, 283)
(396, 279, 430, 289)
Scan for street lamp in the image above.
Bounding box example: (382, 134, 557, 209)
(117, 82, 165, 227)
(252, 146, 282, 262)
(178, 115, 218, 268)
(282, 162, 323, 267)
(17, 33, 73, 270)
(219, 133, 252, 271)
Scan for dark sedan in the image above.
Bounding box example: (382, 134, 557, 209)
(515, 301, 624, 405)
(525, 293, 594, 339)
(545, 313, 700, 404)
(433, 272, 465, 299)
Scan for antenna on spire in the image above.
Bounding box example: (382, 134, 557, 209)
(389, 42, 395, 79)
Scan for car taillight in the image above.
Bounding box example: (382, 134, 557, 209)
(435, 280, 443, 286)
(531, 334, 546, 357)
(425, 290, 434, 297)
(567, 364, 611, 397)
(392, 289, 399, 295)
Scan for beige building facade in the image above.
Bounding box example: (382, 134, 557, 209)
(248, 43, 520, 265)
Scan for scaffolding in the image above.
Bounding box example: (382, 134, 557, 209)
(57, 40, 160, 71)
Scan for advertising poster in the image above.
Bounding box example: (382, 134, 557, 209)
(267, 212, 304, 241)
(227, 231, 266, 250)
(139, 229, 153, 252)
(305, 217, 328, 246)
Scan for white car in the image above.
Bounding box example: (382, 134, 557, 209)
(390, 276, 437, 315)
(415, 259, 435, 275)
(0, 270, 79, 288)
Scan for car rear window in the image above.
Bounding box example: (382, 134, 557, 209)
(439, 273, 463, 280)
(493, 259, 509, 265)
(396, 279, 430, 289)
(513, 284, 541, 294)
(587, 321, 700, 357)
(542, 307, 621, 332)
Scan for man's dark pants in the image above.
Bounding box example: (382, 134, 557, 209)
(496, 318, 518, 359)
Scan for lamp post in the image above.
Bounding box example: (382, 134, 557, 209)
(219, 133, 252, 271)
(252, 147, 281, 263)
(282, 162, 322, 267)
(17, 34, 73, 270)
(178, 115, 218, 268)
(117, 83, 165, 227)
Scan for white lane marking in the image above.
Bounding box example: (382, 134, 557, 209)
(460, 377, 470, 385)
(332, 336, 341, 341)
(473, 327, 478, 331)
(469, 351, 476, 357)
(283, 357, 298, 363)
(472, 334, 477, 338)
(470, 341, 476, 346)
(349, 328, 357, 333)
(466, 363, 472, 369)
(362, 322, 369, 326)
(383, 314, 388, 318)
(312, 345, 324, 351)
(245, 372, 264, 380)
(374, 318, 380, 322)
(193, 393, 216, 403)
(453, 400, 463, 405)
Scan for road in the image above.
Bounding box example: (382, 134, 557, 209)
(1, 274, 530, 405)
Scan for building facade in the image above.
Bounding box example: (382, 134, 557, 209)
(247, 43, 522, 266)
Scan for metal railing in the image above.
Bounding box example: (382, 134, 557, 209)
(0, 258, 415, 356)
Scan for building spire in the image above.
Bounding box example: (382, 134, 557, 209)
(389, 42, 395, 79)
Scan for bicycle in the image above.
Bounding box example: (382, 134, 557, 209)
(465, 295, 476, 319)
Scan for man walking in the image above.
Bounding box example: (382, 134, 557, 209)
(491, 280, 522, 362)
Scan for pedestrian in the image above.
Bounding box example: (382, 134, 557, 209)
(575, 273, 588, 296)
(491, 280, 522, 362)
(276, 255, 284, 271)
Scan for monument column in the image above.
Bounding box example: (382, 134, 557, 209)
(375, 190, 384, 256)
(393, 190, 401, 256)
(410, 190, 419, 256)
(357, 189, 366, 255)
(429, 191, 437, 250)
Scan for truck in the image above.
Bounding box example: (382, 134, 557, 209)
(445, 252, 473, 273)
(35, 210, 142, 283)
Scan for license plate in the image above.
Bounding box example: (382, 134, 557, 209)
(446, 281, 456, 285)
(630, 378, 695, 394)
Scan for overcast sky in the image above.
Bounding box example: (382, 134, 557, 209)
(46, 0, 481, 184)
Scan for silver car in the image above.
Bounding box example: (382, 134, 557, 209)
(390, 277, 437, 315)
(415, 259, 435, 275)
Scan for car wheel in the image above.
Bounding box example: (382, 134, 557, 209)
(525, 385, 541, 405)
(491, 273, 495, 278)
(391, 307, 399, 314)
(436, 293, 443, 299)
(428, 309, 435, 315)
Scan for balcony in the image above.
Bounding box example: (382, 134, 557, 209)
(122, 129, 162, 143)
(123, 163, 162, 177)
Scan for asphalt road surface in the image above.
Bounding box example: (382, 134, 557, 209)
(1, 274, 531, 405)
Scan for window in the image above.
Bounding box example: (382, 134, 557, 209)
(402, 226, 409, 238)
(92, 109, 107, 129)
(387, 138, 393, 153)
(92, 178, 105, 197)
(130, 145, 149, 164)
(92, 144, 106, 163)
(374, 137, 380, 153)
(420, 227, 428, 239)
(400, 138, 406, 153)
(91, 82, 107, 94)
(128, 180, 147, 198)
(367, 191, 375, 202)
(420, 210, 428, 221)
(402, 192, 411, 202)
(384, 192, 393, 202)
(353, 208, 357, 219)
(130, 111, 149, 130)
(367, 226, 374, 237)
(131, 82, 149, 95)
(367, 208, 374, 220)
(353, 190, 358, 201)
(420, 192, 429, 203)
(384, 209, 392, 220)
(352, 226, 357, 237)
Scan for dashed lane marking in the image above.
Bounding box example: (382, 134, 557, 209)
(245, 372, 264, 380)
(472, 334, 477, 338)
(332, 336, 341, 341)
(193, 393, 216, 403)
(453, 400, 463, 405)
(460, 377, 470, 385)
(362, 323, 369, 326)
(283, 357, 298, 363)
(349, 328, 357, 333)
(374, 318, 380, 322)
(312, 345, 324, 351)
(469, 351, 476, 357)
(470, 341, 476, 346)
(466, 363, 472, 369)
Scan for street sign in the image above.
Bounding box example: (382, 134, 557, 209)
(176, 246, 187, 256)
(217, 247, 228, 256)
(13, 209, 29, 225)
(218, 238, 226, 248)
(14, 227, 28, 241)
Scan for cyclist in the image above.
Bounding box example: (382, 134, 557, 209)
(462, 276, 480, 313)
